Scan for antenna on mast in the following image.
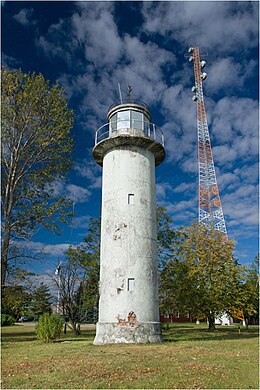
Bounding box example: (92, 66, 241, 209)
(117, 82, 123, 104)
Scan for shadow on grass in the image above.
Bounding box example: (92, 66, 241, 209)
(1, 329, 96, 343)
(2, 324, 259, 344)
(1, 331, 37, 343)
(162, 325, 259, 343)
(56, 329, 96, 343)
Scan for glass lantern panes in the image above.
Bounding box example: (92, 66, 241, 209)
(110, 114, 117, 132)
(144, 118, 149, 135)
(109, 110, 150, 134)
(117, 110, 130, 130)
(132, 111, 143, 131)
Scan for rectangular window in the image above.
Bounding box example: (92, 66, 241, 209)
(131, 111, 143, 131)
(144, 119, 150, 136)
(128, 278, 135, 291)
(117, 110, 130, 130)
(128, 194, 134, 205)
(110, 113, 117, 132)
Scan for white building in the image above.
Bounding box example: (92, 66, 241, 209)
(93, 97, 165, 344)
(214, 313, 234, 326)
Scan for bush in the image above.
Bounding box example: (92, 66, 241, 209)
(1, 314, 16, 326)
(36, 313, 63, 343)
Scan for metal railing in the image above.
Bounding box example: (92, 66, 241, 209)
(108, 98, 150, 112)
(94, 120, 165, 147)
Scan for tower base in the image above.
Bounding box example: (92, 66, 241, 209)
(93, 322, 163, 345)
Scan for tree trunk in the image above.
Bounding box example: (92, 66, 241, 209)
(1, 222, 11, 294)
(2, 158, 16, 293)
(69, 319, 81, 335)
(208, 315, 216, 331)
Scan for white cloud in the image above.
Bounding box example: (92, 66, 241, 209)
(74, 159, 102, 190)
(156, 182, 172, 200)
(213, 145, 237, 166)
(36, 19, 77, 65)
(71, 215, 91, 230)
(66, 184, 91, 204)
(1, 53, 20, 69)
(206, 58, 243, 92)
(174, 199, 196, 212)
(159, 199, 197, 224)
(180, 156, 198, 174)
(142, 2, 258, 53)
(116, 35, 175, 104)
(172, 182, 194, 194)
(35, 3, 175, 129)
(206, 57, 258, 95)
(57, 39, 174, 132)
(212, 97, 258, 140)
(50, 180, 91, 204)
(222, 183, 259, 228)
(161, 85, 196, 129)
(157, 181, 196, 202)
(72, 2, 123, 67)
(217, 171, 240, 192)
(23, 241, 73, 256)
(234, 162, 258, 185)
(209, 97, 259, 170)
(159, 85, 197, 166)
(13, 8, 34, 26)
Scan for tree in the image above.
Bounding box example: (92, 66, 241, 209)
(159, 226, 194, 318)
(2, 268, 53, 321)
(29, 282, 53, 319)
(2, 285, 31, 321)
(242, 255, 259, 324)
(1, 69, 74, 290)
(161, 222, 246, 331)
(2, 268, 35, 320)
(65, 217, 101, 318)
(53, 260, 83, 334)
(156, 205, 177, 269)
(52, 217, 101, 333)
(54, 217, 101, 331)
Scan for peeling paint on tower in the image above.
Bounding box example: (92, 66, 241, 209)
(92, 96, 165, 344)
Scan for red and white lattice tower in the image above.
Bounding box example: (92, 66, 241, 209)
(188, 47, 228, 240)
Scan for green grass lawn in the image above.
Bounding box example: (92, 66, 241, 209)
(1, 323, 259, 389)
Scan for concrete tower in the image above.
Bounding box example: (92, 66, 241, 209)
(93, 95, 165, 344)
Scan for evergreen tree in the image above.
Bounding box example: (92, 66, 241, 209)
(30, 282, 53, 318)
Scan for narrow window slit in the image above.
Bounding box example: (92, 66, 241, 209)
(128, 278, 135, 291)
(128, 194, 134, 205)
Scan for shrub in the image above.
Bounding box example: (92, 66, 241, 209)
(1, 314, 16, 326)
(36, 313, 63, 343)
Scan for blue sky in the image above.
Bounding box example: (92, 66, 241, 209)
(2, 1, 259, 278)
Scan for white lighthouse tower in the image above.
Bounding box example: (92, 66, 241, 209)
(93, 92, 165, 344)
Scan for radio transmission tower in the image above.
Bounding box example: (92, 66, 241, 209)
(188, 47, 228, 240)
